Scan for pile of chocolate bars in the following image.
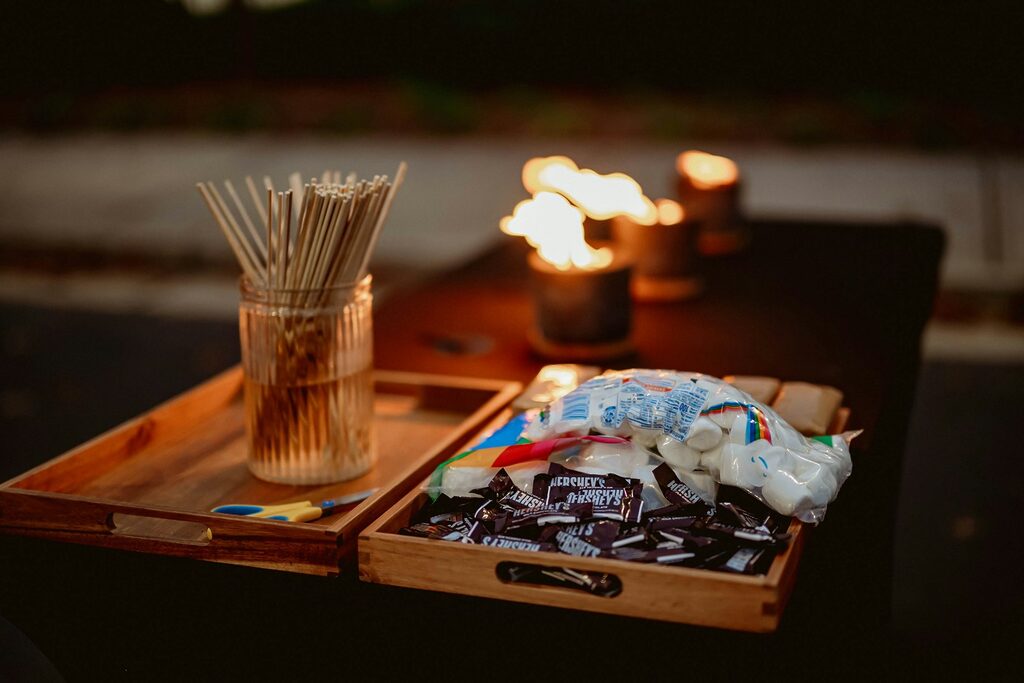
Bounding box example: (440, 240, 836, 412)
(401, 462, 792, 596)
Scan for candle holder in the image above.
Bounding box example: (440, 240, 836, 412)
(527, 243, 634, 361)
(675, 152, 748, 256)
(611, 208, 702, 302)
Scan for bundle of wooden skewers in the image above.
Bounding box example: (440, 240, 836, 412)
(196, 163, 406, 305)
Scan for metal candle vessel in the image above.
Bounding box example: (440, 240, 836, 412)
(527, 243, 634, 362)
(675, 151, 747, 256)
(611, 203, 702, 302)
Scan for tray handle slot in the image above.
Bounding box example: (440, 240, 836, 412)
(108, 513, 213, 546)
(495, 561, 622, 598)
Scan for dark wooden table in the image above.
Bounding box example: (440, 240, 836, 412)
(0, 219, 945, 680)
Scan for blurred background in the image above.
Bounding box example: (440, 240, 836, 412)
(0, 0, 1021, 676)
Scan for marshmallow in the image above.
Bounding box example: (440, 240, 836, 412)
(706, 409, 737, 430)
(775, 424, 807, 451)
(440, 466, 497, 498)
(805, 439, 853, 480)
(577, 441, 649, 477)
(592, 421, 629, 437)
(762, 470, 815, 517)
(629, 425, 661, 449)
(728, 412, 749, 444)
(792, 459, 839, 506)
(678, 468, 718, 503)
(684, 417, 722, 451)
(699, 442, 723, 479)
(656, 434, 701, 470)
(750, 445, 792, 481)
(700, 377, 745, 400)
(719, 442, 768, 488)
(807, 469, 838, 507)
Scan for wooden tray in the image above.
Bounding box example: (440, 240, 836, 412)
(0, 367, 520, 576)
(359, 385, 849, 632)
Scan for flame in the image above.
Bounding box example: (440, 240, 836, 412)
(676, 151, 739, 189)
(500, 192, 613, 271)
(655, 199, 685, 224)
(522, 156, 657, 224)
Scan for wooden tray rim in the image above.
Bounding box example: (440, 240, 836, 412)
(0, 365, 523, 574)
(357, 401, 847, 629)
(361, 483, 803, 587)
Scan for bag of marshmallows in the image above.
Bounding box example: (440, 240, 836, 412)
(524, 369, 857, 524)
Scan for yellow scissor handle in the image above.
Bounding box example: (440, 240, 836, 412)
(212, 500, 322, 522)
(260, 504, 323, 523)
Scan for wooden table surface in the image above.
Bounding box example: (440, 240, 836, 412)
(0, 219, 944, 679)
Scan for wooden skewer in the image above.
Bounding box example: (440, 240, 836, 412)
(246, 176, 267, 228)
(224, 179, 267, 261)
(339, 178, 386, 282)
(196, 183, 261, 284)
(311, 193, 354, 296)
(208, 183, 262, 277)
(290, 185, 322, 291)
(354, 161, 407, 281)
(285, 184, 311, 290)
(277, 191, 291, 290)
(266, 188, 275, 287)
(198, 166, 405, 297)
(288, 172, 304, 220)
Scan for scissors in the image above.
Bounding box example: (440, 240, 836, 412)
(212, 488, 378, 522)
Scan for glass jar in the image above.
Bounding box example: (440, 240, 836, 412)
(239, 276, 374, 485)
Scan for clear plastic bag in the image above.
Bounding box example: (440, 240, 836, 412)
(523, 369, 856, 523)
(425, 432, 717, 513)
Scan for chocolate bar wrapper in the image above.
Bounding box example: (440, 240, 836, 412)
(612, 527, 649, 548)
(655, 527, 716, 549)
(715, 485, 791, 533)
(471, 468, 546, 511)
(715, 546, 769, 574)
(698, 520, 791, 548)
(412, 494, 485, 525)
(611, 545, 697, 565)
(504, 502, 593, 530)
(559, 520, 621, 548)
(533, 463, 641, 499)
(653, 528, 728, 563)
(643, 503, 681, 518)
(653, 462, 706, 507)
(695, 546, 741, 569)
(503, 565, 621, 598)
(546, 485, 644, 524)
(715, 501, 764, 529)
(548, 528, 606, 558)
(399, 522, 470, 543)
(478, 534, 557, 553)
(645, 512, 706, 532)
(468, 499, 510, 535)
